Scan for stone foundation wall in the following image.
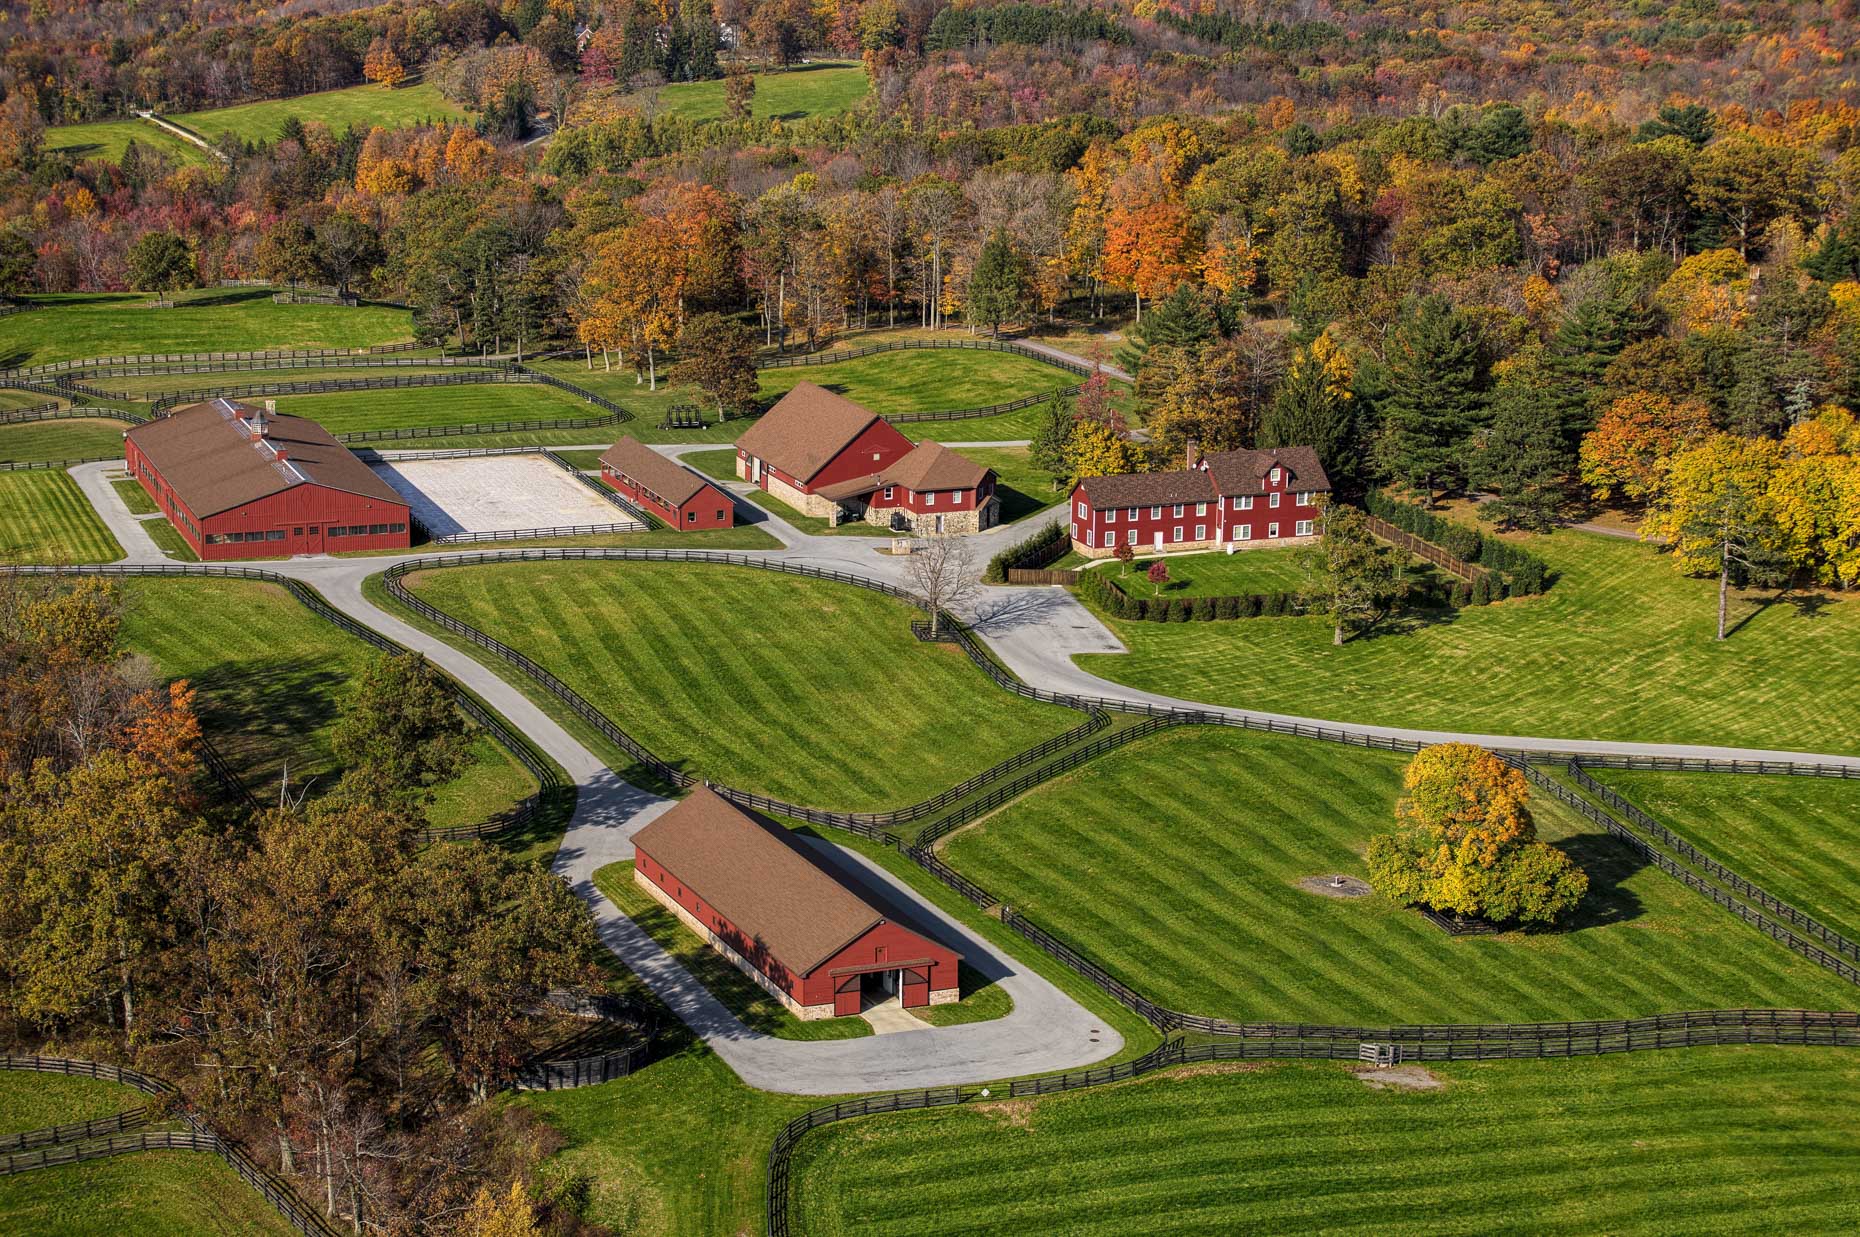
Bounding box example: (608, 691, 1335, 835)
(632, 868, 836, 1020)
(765, 473, 837, 518)
(862, 494, 999, 536)
(928, 986, 960, 1005)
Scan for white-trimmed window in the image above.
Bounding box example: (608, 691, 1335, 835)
(1173, 503, 1185, 517)
(1086, 528, 1095, 547)
(1195, 524, 1206, 540)
(1196, 502, 1207, 516)
(1269, 467, 1281, 485)
(885, 486, 895, 501)
(1151, 505, 1162, 518)
(1268, 522, 1280, 538)
(1298, 491, 1314, 505)
(1106, 507, 1117, 522)
(1128, 529, 1139, 546)
(1173, 526, 1184, 542)
(926, 491, 936, 506)
(1234, 524, 1252, 541)
(1270, 492, 1281, 508)
(1295, 520, 1314, 536)
(1237, 496, 1254, 510)
(1077, 501, 1087, 517)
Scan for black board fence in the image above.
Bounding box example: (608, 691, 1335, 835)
(754, 336, 1098, 379)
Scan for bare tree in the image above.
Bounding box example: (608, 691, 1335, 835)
(905, 537, 981, 636)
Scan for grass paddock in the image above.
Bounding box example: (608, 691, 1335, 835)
(0, 418, 128, 464)
(658, 61, 869, 123)
(0, 472, 122, 564)
(941, 726, 1856, 1025)
(0, 1150, 297, 1235)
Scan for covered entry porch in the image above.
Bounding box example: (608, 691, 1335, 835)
(830, 958, 936, 1016)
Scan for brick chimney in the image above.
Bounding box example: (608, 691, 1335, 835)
(1185, 438, 1200, 472)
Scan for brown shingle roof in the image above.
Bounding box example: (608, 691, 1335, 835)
(1204, 446, 1333, 497)
(632, 787, 936, 976)
(883, 440, 990, 493)
(1077, 469, 1216, 510)
(599, 436, 715, 507)
(126, 399, 404, 518)
(733, 382, 900, 484)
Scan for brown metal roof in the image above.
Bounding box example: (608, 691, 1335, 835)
(631, 786, 939, 977)
(1077, 468, 1216, 510)
(1204, 446, 1333, 497)
(125, 399, 405, 518)
(733, 382, 901, 484)
(599, 436, 716, 507)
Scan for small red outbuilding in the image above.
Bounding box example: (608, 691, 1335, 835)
(629, 786, 961, 1019)
(598, 435, 734, 530)
(124, 398, 410, 560)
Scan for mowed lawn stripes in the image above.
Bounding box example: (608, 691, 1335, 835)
(941, 727, 1856, 1025)
(788, 1049, 1860, 1236)
(271, 382, 601, 433)
(0, 471, 122, 564)
(0, 418, 128, 463)
(404, 561, 1082, 812)
(118, 579, 531, 829)
(1593, 770, 1860, 945)
(1081, 531, 1860, 756)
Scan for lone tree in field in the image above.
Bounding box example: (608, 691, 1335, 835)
(906, 537, 979, 636)
(1644, 433, 1788, 640)
(126, 230, 196, 300)
(1146, 559, 1169, 591)
(1366, 744, 1588, 927)
(723, 65, 756, 121)
(670, 313, 759, 418)
(1299, 502, 1408, 644)
(331, 653, 476, 807)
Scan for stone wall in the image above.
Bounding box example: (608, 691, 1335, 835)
(632, 868, 836, 1021)
(858, 493, 999, 536)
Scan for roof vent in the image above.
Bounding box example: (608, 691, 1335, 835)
(249, 401, 271, 439)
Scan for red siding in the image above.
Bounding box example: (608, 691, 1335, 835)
(1069, 471, 1326, 552)
(737, 419, 915, 498)
(125, 439, 410, 560)
(633, 844, 959, 1013)
(601, 467, 734, 530)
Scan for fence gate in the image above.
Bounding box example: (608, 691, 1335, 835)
(1358, 1042, 1403, 1069)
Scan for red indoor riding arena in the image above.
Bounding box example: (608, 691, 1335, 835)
(629, 787, 961, 1019)
(124, 398, 410, 560)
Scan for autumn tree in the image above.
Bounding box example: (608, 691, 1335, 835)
(1101, 165, 1193, 322)
(1365, 744, 1587, 926)
(1259, 332, 1357, 486)
(669, 313, 758, 417)
(1643, 434, 1788, 640)
(1141, 340, 1260, 458)
(723, 64, 756, 121)
(1297, 502, 1407, 643)
(127, 231, 197, 298)
(1579, 392, 1715, 504)
(364, 38, 408, 89)
(1066, 416, 1141, 481)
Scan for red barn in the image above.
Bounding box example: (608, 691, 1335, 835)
(734, 382, 998, 533)
(599, 436, 734, 531)
(630, 787, 961, 1019)
(1068, 443, 1331, 557)
(124, 399, 410, 560)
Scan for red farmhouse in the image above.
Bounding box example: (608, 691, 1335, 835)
(1068, 444, 1332, 557)
(125, 399, 410, 560)
(734, 382, 998, 534)
(599, 435, 734, 531)
(630, 786, 961, 1018)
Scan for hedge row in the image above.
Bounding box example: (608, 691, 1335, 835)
(1365, 491, 1551, 596)
(1077, 562, 1304, 621)
(984, 519, 1069, 583)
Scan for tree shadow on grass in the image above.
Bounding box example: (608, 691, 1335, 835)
(1528, 830, 1647, 934)
(186, 657, 351, 793)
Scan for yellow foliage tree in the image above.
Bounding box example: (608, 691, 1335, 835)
(1655, 248, 1750, 333)
(363, 38, 408, 90)
(1065, 417, 1140, 480)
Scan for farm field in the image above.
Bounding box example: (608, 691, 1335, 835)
(0, 290, 412, 369)
(117, 578, 533, 831)
(787, 1048, 1860, 1236)
(595, 861, 871, 1041)
(1091, 545, 1316, 598)
(1589, 769, 1860, 944)
(41, 116, 205, 164)
(266, 380, 603, 434)
(658, 61, 869, 123)
(0, 389, 59, 408)
(0, 1151, 297, 1236)
(1078, 531, 1860, 756)
(0, 472, 123, 564)
(0, 1072, 142, 1134)
(398, 560, 1084, 811)
(758, 349, 1076, 415)
(0, 418, 128, 463)
(95, 363, 464, 400)
(179, 80, 464, 144)
(941, 726, 1855, 1025)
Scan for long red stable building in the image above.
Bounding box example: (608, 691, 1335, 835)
(124, 398, 409, 560)
(630, 787, 961, 1018)
(598, 435, 734, 530)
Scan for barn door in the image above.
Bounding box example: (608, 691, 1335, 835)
(833, 976, 861, 1017)
(901, 966, 930, 1008)
(305, 524, 323, 553)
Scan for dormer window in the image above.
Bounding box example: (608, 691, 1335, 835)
(1269, 467, 1281, 485)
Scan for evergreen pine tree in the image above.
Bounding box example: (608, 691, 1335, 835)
(1028, 390, 1075, 486)
(1471, 387, 1573, 532)
(1373, 295, 1488, 503)
(1114, 283, 1216, 374)
(1544, 286, 1654, 447)
(966, 227, 1028, 339)
(1260, 333, 1359, 492)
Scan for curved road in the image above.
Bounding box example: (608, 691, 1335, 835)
(61, 457, 1860, 1096)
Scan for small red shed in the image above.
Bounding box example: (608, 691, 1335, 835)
(598, 436, 734, 530)
(124, 398, 410, 559)
(630, 787, 961, 1019)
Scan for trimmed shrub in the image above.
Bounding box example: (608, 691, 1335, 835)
(1450, 581, 1472, 607)
(1470, 575, 1492, 605)
(1214, 595, 1238, 619)
(1147, 598, 1169, 622)
(1169, 598, 1192, 621)
(1237, 594, 1260, 617)
(985, 519, 1068, 583)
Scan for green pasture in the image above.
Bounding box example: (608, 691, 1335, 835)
(42, 117, 205, 165)
(0, 1072, 143, 1134)
(397, 560, 1083, 811)
(0, 418, 127, 464)
(1079, 531, 1860, 757)
(266, 380, 601, 435)
(941, 726, 1856, 1025)
(788, 1048, 1860, 1236)
(659, 61, 869, 123)
(97, 363, 462, 400)
(180, 80, 464, 145)
(0, 472, 123, 564)
(0, 1151, 297, 1236)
